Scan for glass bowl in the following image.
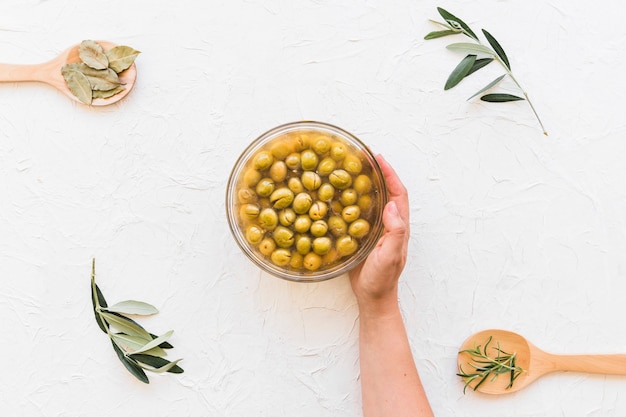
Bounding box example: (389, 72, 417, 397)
(225, 121, 388, 282)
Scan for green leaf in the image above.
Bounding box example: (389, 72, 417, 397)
(482, 29, 510, 70)
(444, 54, 476, 90)
(151, 333, 174, 349)
(105, 300, 159, 316)
(446, 43, 496, 56)
(100, 312, 152, 341)
(481, 93, 525, 102)
(424, 29, 460, 40)
(111, 333, 168, 358)
(105, 45, 141, 73)
(132, 330, 174, 355)
(130, 354, 184, 374)
(111, 341, 149, 383)
(466, 58, 494, 76)
(467, 74, 506, 100)
(90, 260, 108, 334)
(437, 7, 478, 40)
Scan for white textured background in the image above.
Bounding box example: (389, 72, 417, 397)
(2, 0, 626, 416)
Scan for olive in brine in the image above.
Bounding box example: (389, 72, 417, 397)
(342, 154, 362, 175)
(245, 224, 265, 245)
(278, 208, 296, 226)
(310, 220, 328, 237)
(271, 248, 291, 266)
(341, 205, 361, 223)
(294, 215, 312, 233)
(322, 247, 340, 265)
(300, 149, 319, 171)
(269, 161, 288, 183)
(358, 194, 373, 213)
(312, 237, 332, 255)
(253, 151, 274, 171)
(239, 203, 260, 221)
(243, 169, 262, 187)
(295, 234, 312, 255)
(336, 235, 359, 257)
(328, 215, 348, 237)
(301, 171, 322, 191)
(348, 219, 370, 238)
(238, 188, 258, 204)
(312, 135, 331, 154)
(303, 252, 322, 271)
(290, 252, 304, 269)
(330, 142, 347, 161)
(271, 142, 290, 160)
(258, 237, 276, 256)
(258, 208, 279, 230)
(292, 193, 313, 214)
(288, 177, 304, 194)
(317, 183, 335, 201)
(273, 226, 295, 248)
(309, 201, 328, 221)
(270, 187, 294, 209)
(317, 157, 336, 176)
(353, 174, 372, 194)
(329, 169, 352, 190)
(340, 188, 358, 206)
(255, 178, 275, 197)
(285, 153, 301, 170)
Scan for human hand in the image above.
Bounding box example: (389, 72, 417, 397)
(349, 154, 410, 314)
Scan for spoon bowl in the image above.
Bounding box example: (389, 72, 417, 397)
(0, 41, 136, 106)
(458, 329, 626, 394)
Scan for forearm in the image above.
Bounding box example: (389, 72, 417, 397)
(357, 299, 434, 417)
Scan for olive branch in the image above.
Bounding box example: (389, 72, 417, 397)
(91, 259, 184, 383)
(425, 7, 547, 135)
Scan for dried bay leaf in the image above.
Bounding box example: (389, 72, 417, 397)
(105, 45, 141, 73)
(63, 62, 121, 90)
(61, 68, 92, 104)
(92, 85, 125, 99)
(79, 40, 109, 70)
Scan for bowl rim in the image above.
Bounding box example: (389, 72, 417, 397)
(225, 120, 388, 282)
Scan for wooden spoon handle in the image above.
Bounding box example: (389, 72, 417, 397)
(553, 354, 626, 375)
(0, 63, 54, 84)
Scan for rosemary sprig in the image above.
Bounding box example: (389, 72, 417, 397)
(90, 258, 184, 383)
(457, 335, 524, 393)
(425, 7, 548, 136)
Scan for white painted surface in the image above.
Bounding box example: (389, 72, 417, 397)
(1, 0, 626, 415)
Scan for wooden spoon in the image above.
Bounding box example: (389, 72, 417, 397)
(0, 41, 136, 106)
(458, 329, 626, 394)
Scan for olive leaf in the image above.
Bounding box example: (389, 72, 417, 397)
(91, 259, 184, 384)
(445, 54, 476, 90)
(62, 69, 92, 105)
(105, 45, 141, 73)
(425, 7, 547, 135)
(78, 40, 109, 70)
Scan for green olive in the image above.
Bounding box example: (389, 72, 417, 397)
(269, 187, 294, 209)
(310, 220, 328, 237)
(342, 154, 363, 175)
(285, 153, 301, 170)
(353, 174, 372, 194)
(303, 252, 322, 271)
(340, 188, 358, 206)
(328, 215, 348, 237)
(336, 235, 359, 257)
(258, 237, 276, 256)
(301, 171, 322, 191)
(258, 208, 279, 230)
(309, 201, 328, 221)
(271, 248, 291, 266)
(295, 234, 312, 255)
(245, 224, 264, 245)
(290, 252, 304, 269)
(322, 248, 340, 265)
(294, 215, 312, 233)
(358, 194, 373, 213)
(330, 200, 343, 215)
(293, 134, 310, 151)
(258, 198, 271, 209)
(328, 169, 352, 190)
(271, 142, 290, 160)
(237, 188, 258, 204)
(348, 218, 370, 238)
(239, 203, 260, 221)
(242, 169, 262, 187)
(273, 226, 295, 248)
(316, 157, 336, 176)
(341, 205, 361, 223)
(312, 135, 331, 154)
(288, 177, 304, 193)
(317, 183, 335, 201)
(330, 142, 347, 161)
(300, 149, 319, 171)
(269, 161, 288, 182)
(292, 193, 313, 214)
(253, 151, 274, 171)
(312, 237, 332, 255)
(255, 178, 275, 197)
(278, 208, 296, 226)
